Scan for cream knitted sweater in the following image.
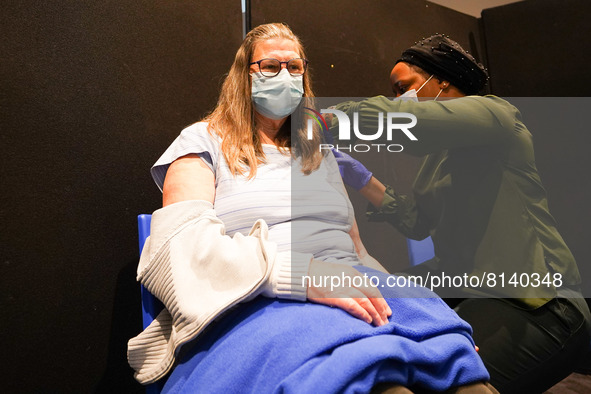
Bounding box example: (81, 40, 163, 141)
(127, 200, 312, 384)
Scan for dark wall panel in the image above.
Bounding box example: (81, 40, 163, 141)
(482, 0, 591, 291)
(1, 1, 242, 392)
(252, 0, 483, 271)
(252, 0, 485, 98)
(482, 0, 591, 96)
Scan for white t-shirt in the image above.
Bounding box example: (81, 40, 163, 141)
(151, 122, 359, 265)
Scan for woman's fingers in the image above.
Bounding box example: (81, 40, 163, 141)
(352, 280, 392, 320)
(306, 260, 392, 326)
(338, 268, 392, 323)
(309, 293, 388, 326)
(367, 296, 392, 323)
(355, 295, 386, 326)
(310, 296, 373, 324)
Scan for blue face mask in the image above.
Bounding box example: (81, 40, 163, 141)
(251, 69, 304, 120)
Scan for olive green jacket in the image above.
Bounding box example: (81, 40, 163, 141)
(332, 95, 581, 307)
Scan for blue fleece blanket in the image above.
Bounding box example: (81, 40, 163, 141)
(162, 267, 489, 393)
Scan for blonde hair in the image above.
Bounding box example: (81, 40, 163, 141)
(203, 23, 323, 178)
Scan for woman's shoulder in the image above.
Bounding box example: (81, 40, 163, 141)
(180, 121, 222, 145)
(150, 121, 222, 190)
(174, 121, 223, 156)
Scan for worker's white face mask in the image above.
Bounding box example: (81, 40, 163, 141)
(394, 74, 442, 102)
(395, 89, 419, 102)
(251, 69, 304, 120)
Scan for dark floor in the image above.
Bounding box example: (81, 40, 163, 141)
(545, 354, 591, 393)
(545, 373, 591, 393)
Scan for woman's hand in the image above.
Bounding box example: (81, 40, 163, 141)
(306, 260, 392, 326)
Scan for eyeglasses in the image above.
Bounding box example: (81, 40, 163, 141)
(249, 58, 308, 77)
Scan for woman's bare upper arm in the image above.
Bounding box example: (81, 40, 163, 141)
(162, 153, 215, 207)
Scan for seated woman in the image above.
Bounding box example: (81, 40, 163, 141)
(128, 23, 493, 393)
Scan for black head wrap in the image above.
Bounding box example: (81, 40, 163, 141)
(397, 34, 488, 95)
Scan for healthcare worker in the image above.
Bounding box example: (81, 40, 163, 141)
(330, 34, 591, 393)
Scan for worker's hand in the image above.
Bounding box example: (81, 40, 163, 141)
(332, 150, 373, 191)
(321, 128, 373, 191)
(306, 260, 392, 326)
